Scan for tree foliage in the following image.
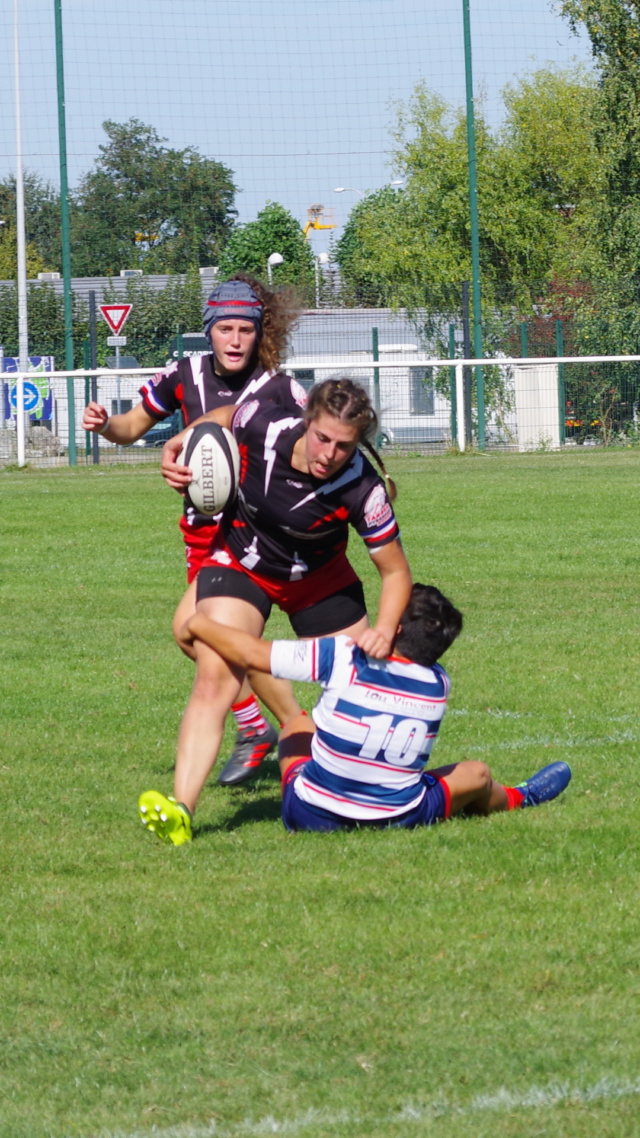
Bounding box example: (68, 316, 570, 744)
(70, 119, 237, 276)
(560, 1, 640, 275)
(335, 69, 601, 310)
(216, 201, 314, 297)
(0, 172, 61, 276)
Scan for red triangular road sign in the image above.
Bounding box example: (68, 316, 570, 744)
(99, 303, 132, 335)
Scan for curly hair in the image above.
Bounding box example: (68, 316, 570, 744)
(228, 272, 301, 372)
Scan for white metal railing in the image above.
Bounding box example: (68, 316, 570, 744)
(4, 353, 640, 466)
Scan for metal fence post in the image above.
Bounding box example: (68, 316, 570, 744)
(455, 363, 465, 451)
(89, 289, 99, 464)
(83, 339, 91, 457)
(449, 323, 457, 443)
(372, 326, 381, 448)
(520, 321, 529, 358)
(556, 319, 566, 445)
(461, 282, 473, 447)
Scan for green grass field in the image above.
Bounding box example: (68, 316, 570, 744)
(2, 450, 640, 1138)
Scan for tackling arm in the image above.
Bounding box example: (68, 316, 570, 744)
(181, 613, 273, 673)
(355, 539, 413, 659)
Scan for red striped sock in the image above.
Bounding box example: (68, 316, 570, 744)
(504, 786, 525, 810)
(231, 695, 269, 735)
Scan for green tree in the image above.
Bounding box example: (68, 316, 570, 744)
(335, 70, 601, 309)
(0, 227, 47, 280)
(560, 1, 640, 275)
(217, 201, 314, 297)
(0, 172, 61, 273)
(71, 119, 237, 276)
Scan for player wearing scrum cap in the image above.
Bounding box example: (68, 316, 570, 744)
(83, 275, 306, 784)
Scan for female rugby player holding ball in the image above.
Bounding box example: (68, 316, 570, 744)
(139, 379, 413, 844)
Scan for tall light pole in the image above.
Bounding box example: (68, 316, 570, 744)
(462, 0, 485, 447)
(267, 252, 283, 285)
(54, 0, 77, 464)
(13, 0, 27, 466)
(315, 251, 329, 308)
(334, 187, 364, 199)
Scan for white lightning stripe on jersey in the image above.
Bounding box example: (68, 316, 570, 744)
(289, 450, 365, 512)
(235, 370, 272, 404)
(263, 417, 303, 496)
(190, 355, 207, 415)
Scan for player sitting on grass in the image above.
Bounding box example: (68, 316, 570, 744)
(139, 584, 571, 840)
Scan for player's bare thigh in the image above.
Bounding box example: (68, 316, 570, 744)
(173, 580, 198, 659)
(190, 595, 266, 690)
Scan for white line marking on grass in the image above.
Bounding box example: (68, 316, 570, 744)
(91, 1076, 640, 1138)
(463, 728, 640, 753)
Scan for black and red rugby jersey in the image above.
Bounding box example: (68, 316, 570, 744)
(139, 354, 306, 426)
(223, 401, 400, 581)
(139, 355, 307, 530)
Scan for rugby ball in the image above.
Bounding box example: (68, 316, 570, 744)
(180, 422, 240, 516)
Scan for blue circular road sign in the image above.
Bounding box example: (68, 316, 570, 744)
(10, 380, 40, 412)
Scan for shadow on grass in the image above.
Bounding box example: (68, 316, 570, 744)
(194, 793, 283, 837)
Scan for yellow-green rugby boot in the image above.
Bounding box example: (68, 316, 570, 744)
(138, 791, 192, 845)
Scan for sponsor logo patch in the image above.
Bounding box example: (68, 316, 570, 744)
(233, 399, 260, 429)
(364, 484, 393, 529)
(290, 379, 308, 408)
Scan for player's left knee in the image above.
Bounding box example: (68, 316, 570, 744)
(468, 761, 492, 792)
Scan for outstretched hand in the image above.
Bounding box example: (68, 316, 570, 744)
(82, 401, 108, 433)
(161, 435, 192, 492)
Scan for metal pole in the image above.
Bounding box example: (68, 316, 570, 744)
(461, 282, 473, 448)
(556, 319, 566, 445)
(14, 0, 27, 467)
(455, 363, 466, 451)
(462, 0, 485, 448)
(449, 323, 457, 444)
(83, 339, 90, 456)
(520, 321, 529, 358)
(372, 326, 382, 449)
(89, 290, 99, 463)
(0, 344, 4, 434)
(54, 0, 76, 465)
(115, 343, 122, 456)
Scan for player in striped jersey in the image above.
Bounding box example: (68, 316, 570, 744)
(138, 583, 570, 839)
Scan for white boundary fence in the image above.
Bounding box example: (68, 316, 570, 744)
(3, 354, 640, 467)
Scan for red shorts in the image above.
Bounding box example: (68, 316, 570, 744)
(179, 515, 219, 584)
(201, 539, 361, 616)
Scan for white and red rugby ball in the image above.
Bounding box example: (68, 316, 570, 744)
(180, 422, 240, 517)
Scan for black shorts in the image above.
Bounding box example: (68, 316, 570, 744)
(196, 566, 366, 638)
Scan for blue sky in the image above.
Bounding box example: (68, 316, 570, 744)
(1, 1, 592, 255)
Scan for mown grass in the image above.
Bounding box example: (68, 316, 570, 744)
(1, 451, 639, 1138)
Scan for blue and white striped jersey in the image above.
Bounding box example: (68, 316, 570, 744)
(271, 635, 450, 821)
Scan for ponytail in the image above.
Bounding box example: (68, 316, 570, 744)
(360, 437, 398, 502)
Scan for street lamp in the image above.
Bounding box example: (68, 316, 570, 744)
(267, 251, 283, 285)
(315, 251, 329, 308)
(334, 186, 364, 199)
